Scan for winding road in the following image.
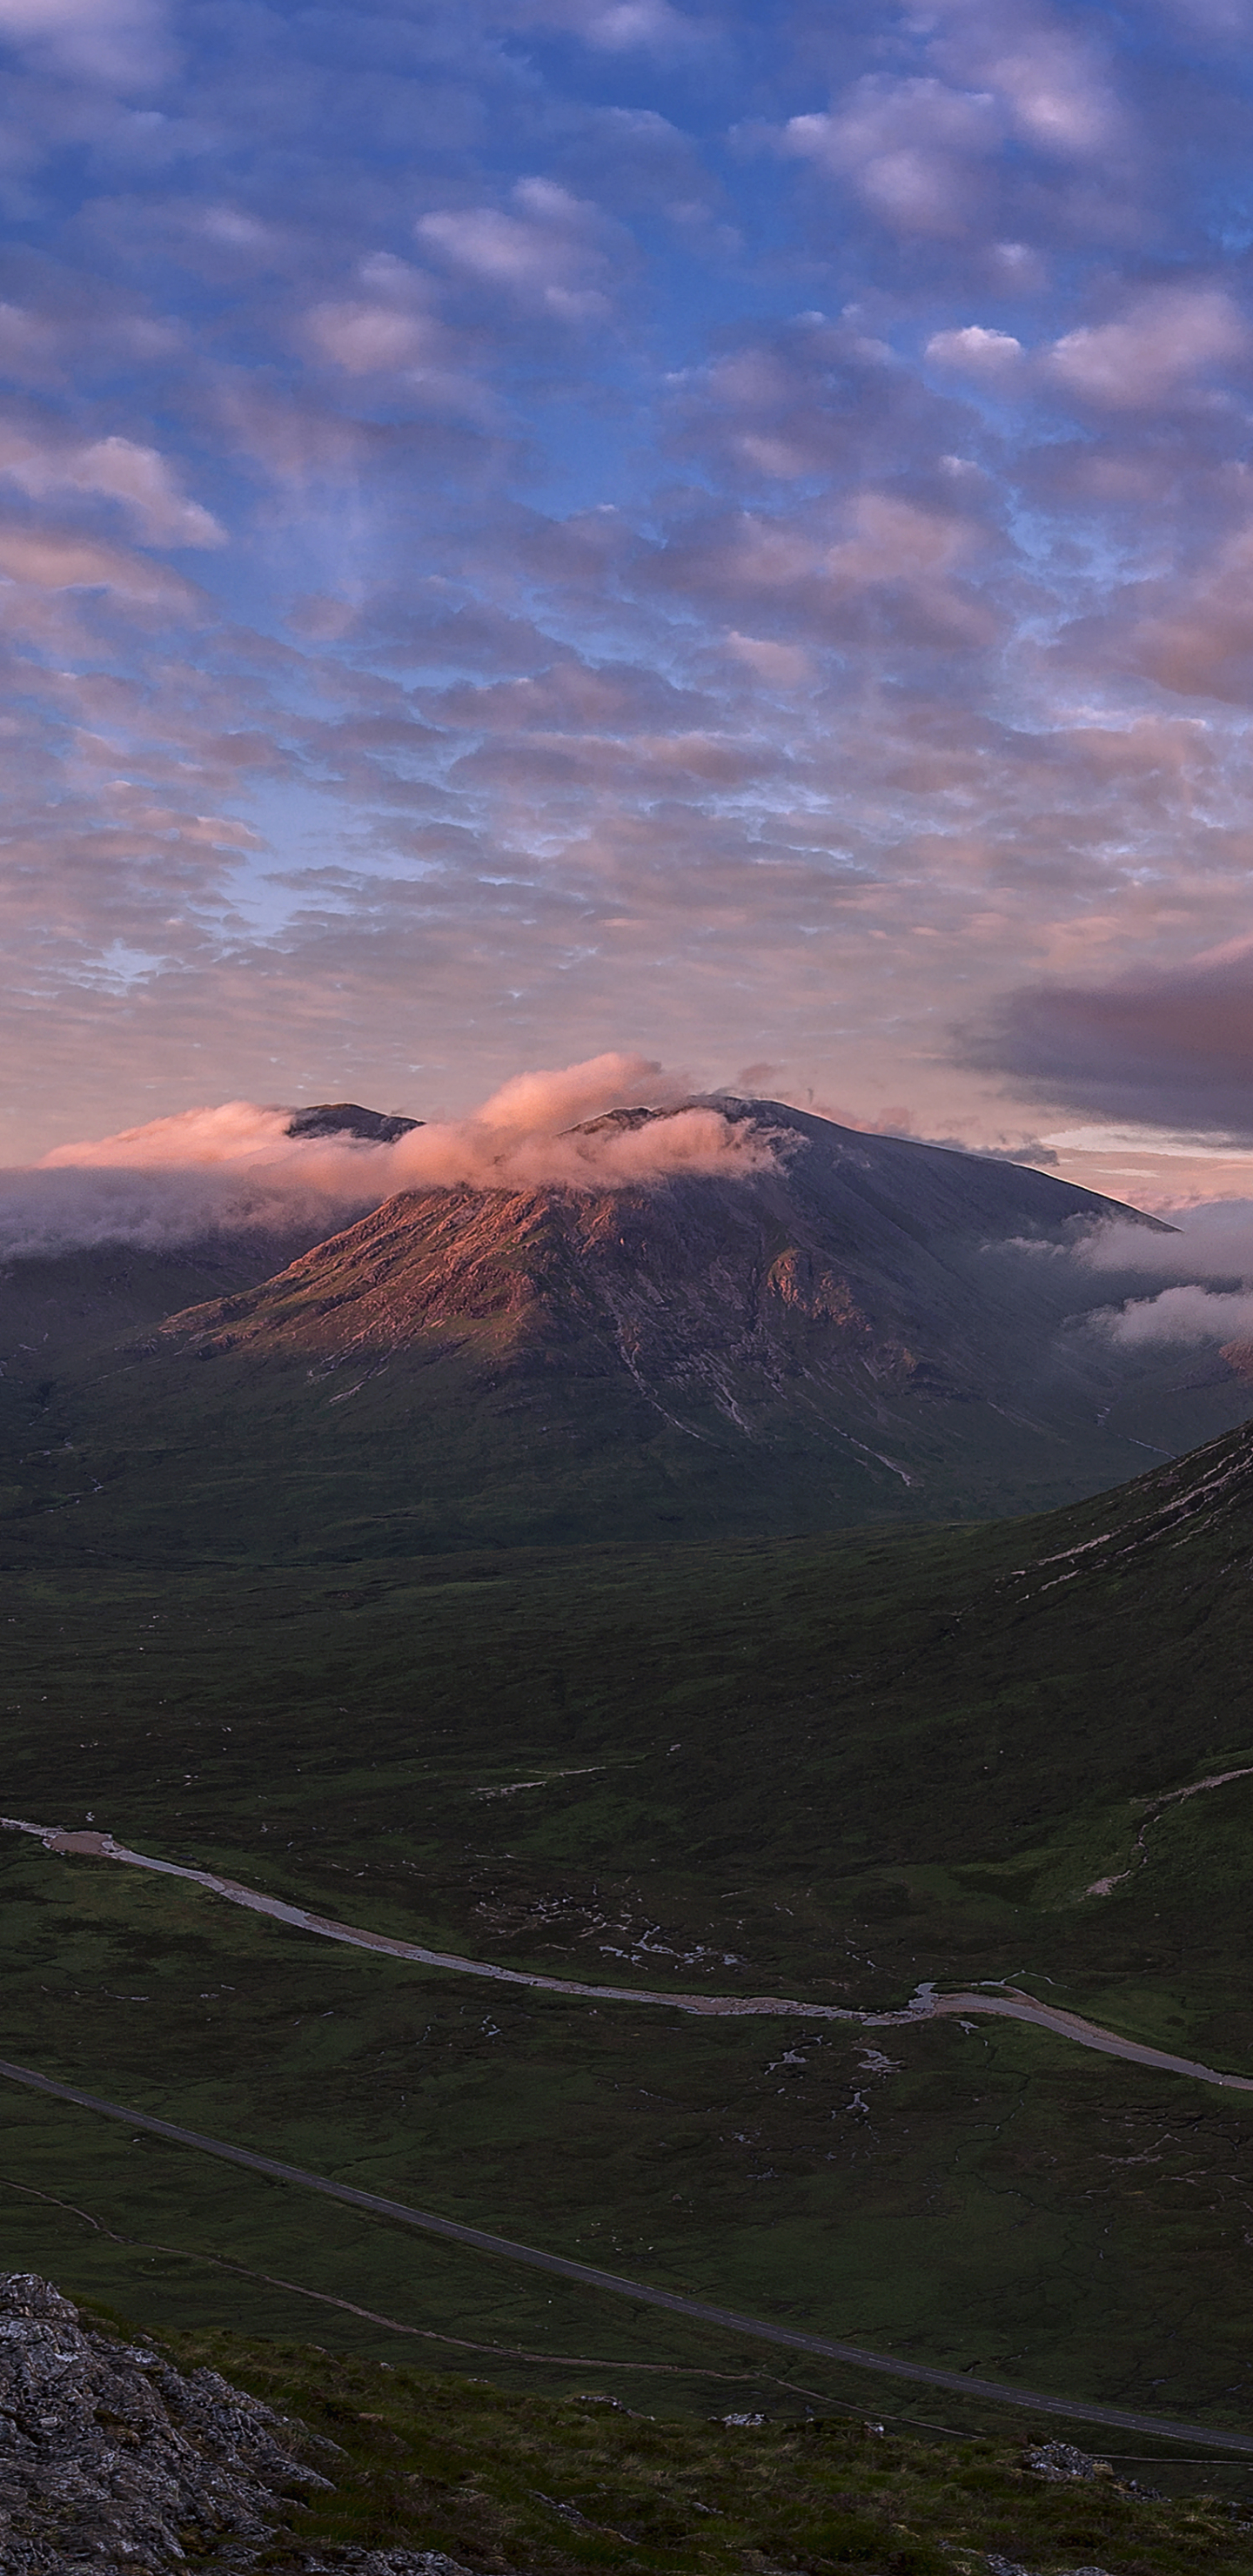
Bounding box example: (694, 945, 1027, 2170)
(6, 1809, 1253, 2451)
(4, 1811, 1253, 2092)
(3, 2049, 1253, 2455)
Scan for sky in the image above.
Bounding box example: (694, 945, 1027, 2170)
(6, 0, 1253, 1200)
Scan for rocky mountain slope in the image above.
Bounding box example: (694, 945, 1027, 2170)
(0, 1106, 418, 1391)
(5, 1097, 1250, 1558)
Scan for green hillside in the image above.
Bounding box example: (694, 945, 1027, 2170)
(63, 2303, 1253, 2573)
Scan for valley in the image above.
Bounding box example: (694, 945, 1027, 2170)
(3, 1399, 1253, 2463)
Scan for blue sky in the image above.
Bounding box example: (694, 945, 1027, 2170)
(7, 0, 1253, 1195)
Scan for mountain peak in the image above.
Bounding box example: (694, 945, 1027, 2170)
(284, 1102, 421, 1144)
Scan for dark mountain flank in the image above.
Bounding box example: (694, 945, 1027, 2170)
(6, 1098, 1250, 1562)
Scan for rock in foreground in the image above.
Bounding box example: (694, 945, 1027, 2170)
(0, 2271, 332, 2573)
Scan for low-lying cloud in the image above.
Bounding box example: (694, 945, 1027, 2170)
(1093, 1282, 1253, 1347)
(1076, 1193, 1253, 1347)
(0, 1053, 776, 1262)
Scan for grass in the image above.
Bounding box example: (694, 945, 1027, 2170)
(70, 2299, 1253, 2573)
(3, 1429, 1253, 2437)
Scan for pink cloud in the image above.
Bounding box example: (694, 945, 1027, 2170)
(3, 1054, 779, 1257)
(0, 521, 198, 599)
(940, 8, 1124, 158)
(725, 632, 812, 687)
(1047, 285, 1249, 408)
(783, 78, 1002, 238)
(0, 427, 223, 547)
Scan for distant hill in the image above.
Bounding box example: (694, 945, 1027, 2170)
(4, 1096, 1250, 1563)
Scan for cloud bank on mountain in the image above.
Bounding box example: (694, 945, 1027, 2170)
(0, 1055, 776, 1260)
(1069, 1192, 1253, 1349)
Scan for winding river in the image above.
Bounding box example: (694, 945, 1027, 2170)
(4, 1811, 1251, 2093)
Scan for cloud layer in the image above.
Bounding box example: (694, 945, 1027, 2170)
(963, 941, 1253, 1137)
(1075, 1192, 1253, 1348)
(0, 1054, 775, 1258)
(3, 2, 1253, 1183)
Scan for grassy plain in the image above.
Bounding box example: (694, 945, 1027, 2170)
(2, 1426, 1253, 2463)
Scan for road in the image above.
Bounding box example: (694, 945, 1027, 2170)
(5, 1814, 1253, 2092)
(2, 2050, 1252, 2455)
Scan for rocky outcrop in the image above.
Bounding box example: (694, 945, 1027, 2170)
(0, 2272, 501, 2576)
(0, 2271, 332, 2573)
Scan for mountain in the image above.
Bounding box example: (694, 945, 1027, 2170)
(0, 1103, 419, 1388)
(5, 1096, 1250, 1563)
(284, 1100, 421, 1144)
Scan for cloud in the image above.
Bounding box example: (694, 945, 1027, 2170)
(961, 941, 1253, 1137)
(298, 254, 482, 412)
(0, 0, 171, 86)
(934, 4, 1125, 159)
(645, 489, 996, 652)
(775, 9, 1125, 240)
(1091, 1281, 1253, 1345)
(0, 1055, 778, 1259)
(306, 300, 440, 377)
(1046, 285, 1249, 408)
(505, 0, 707, 51)
(926, 287, 1250, 409)
(725, 632, 812, 687)
(1114, 520, 1253, 703)
(416, 180, 618, 319)
(0, 429, 223, 547)
(782, 79, 1002, 237)
(0, 522, 197, 599)
(1018, 1187, 1253, 1350)
(0, 303, 63, 378)
(926, 325, 1024, 377)
(1079, 1197, 1253, 1276)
